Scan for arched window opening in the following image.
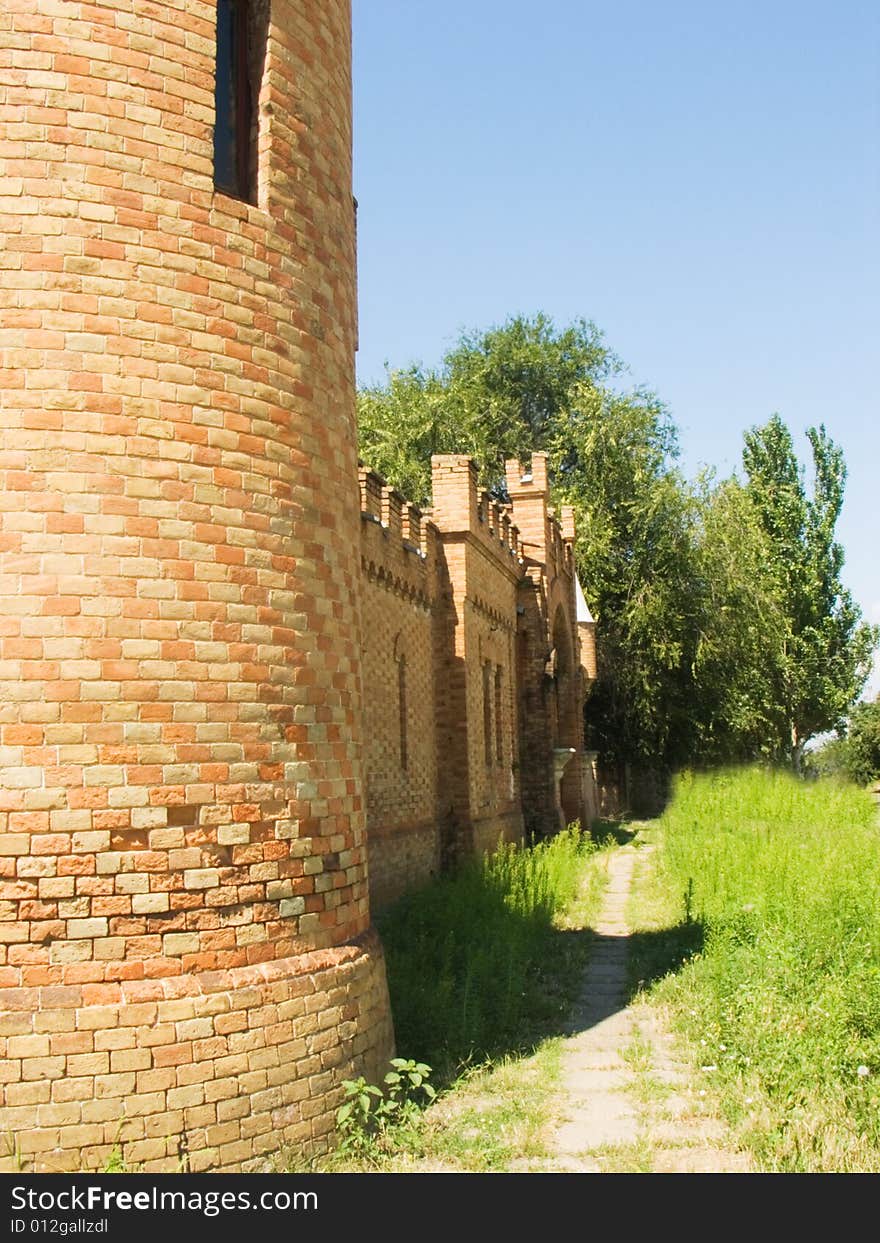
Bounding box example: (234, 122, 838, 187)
(483, 660, 492, 767)
(551, 605, 575, 749)
(398, 655, 408, 772)
(494, 666, 503, 764)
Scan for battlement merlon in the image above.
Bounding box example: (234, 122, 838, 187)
(358, 463, 384, 521)
(430, 454, 523, 567)
(358, 464, 433, 580)
(504, 452, 549, 496)
(504, 453, 575, 572)
(431, 454, 479, 531)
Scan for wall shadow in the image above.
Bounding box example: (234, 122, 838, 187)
(406, 919, 705, 1090)
(589, 818, 638, 847)
(624, 919, 705, 999)
(548, 922, 705, 1039)
(379, 861, 704, 1090)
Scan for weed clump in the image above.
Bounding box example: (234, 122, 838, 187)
(377, 824, 596, 1080)
(335, 1058, 436, 1163)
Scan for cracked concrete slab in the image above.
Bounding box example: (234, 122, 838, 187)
(545, 841, 753, 1174)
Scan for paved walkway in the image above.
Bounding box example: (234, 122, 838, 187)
(547, 843, 752, 1173)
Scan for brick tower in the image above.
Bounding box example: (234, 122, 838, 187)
(0, 0, 392, 1172)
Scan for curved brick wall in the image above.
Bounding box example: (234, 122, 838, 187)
(0, 0, 392, 1171)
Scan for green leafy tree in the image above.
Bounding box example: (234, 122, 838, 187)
(688, 477, 789, 764)
(843, 700, 880, 786)
(357, 313, 621, 502)
(357, 366, 454, 505)
(357, 317, 876, 776)
(742, 415, 878, 765)
(358, 315, 698, 770)
(550, 382, 699, 768)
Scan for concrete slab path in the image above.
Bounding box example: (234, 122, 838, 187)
(546, 843, 753, 1173)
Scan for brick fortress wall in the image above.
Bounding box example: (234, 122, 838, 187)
(359, 453, 598, 909)
(0, 0, 598, 1173)
(0, 0, 392, 1173)
(358, 469, 441, 911)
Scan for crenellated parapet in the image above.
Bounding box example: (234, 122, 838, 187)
(358, 449, 599, 889)
(358, 464, 438, 609)
(430, 455, 524, 576)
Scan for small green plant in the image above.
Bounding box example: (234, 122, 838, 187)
(336, 1059, 436, 1159)
(2, 1130, 26, 1173)
(683, 876, 694, 924)
(102, 1146, 128, 1173)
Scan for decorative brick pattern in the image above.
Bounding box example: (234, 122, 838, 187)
(0, 0, 597, 1173)
(0, 0, 393, 1172)
(359, 470, 442, 909)
(0, 933, 392, 1172)
(430, 456, 525, 857)
(359, 452, 599, 903)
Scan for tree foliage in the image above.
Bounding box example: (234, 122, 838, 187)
(688, 478, 789, 763)
(805, 701, 880, 787)
(844, 700, 880, 786)
(357, 315, 877, 772)
(742, 415, 878, 763)
(550, 384, 698, 767)
(357, 314, 620, 504)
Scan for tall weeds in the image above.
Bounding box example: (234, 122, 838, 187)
(377, 826, 595, 1080)
(644, 766, 880, 1170)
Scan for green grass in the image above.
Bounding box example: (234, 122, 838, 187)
(299, 824, 613, 1172)
(376, 824, 603, 1082)
(630, 765, 880, 1172)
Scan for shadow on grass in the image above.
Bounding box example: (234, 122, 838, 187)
(381, 914, 705, 1093)
(545, 923, 705, 1037)
(590, 818, 638, 847)
(626, 919, 705, 999)
(382, 917, 599, 1093)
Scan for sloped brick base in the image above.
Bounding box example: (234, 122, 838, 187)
(0, 931, 393, 1173)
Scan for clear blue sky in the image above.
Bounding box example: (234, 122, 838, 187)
(352, 0, 880, 696)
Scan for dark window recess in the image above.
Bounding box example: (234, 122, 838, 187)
(483, 661, 493, 767)
(495, 666, 503, 764)
(214, 0, 255, 201)
(398, 657, 408, 772)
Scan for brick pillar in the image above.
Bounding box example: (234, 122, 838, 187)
(429, 457, 477, 860)
(431, 455, 479, 533)
(505, 453, 551, 563)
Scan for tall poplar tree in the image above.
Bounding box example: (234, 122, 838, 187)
(742, 415, 878, 765)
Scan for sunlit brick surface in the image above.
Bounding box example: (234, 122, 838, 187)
(0, 0, 393, 1171)
(359, 453, 596, 905)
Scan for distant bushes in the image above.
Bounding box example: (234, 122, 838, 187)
(843, 701, 880, 785)
(807, 701, 880, 787)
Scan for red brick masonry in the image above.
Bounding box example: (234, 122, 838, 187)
(0, 0, 596, 1171)
(0, 0, 393, 1170)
